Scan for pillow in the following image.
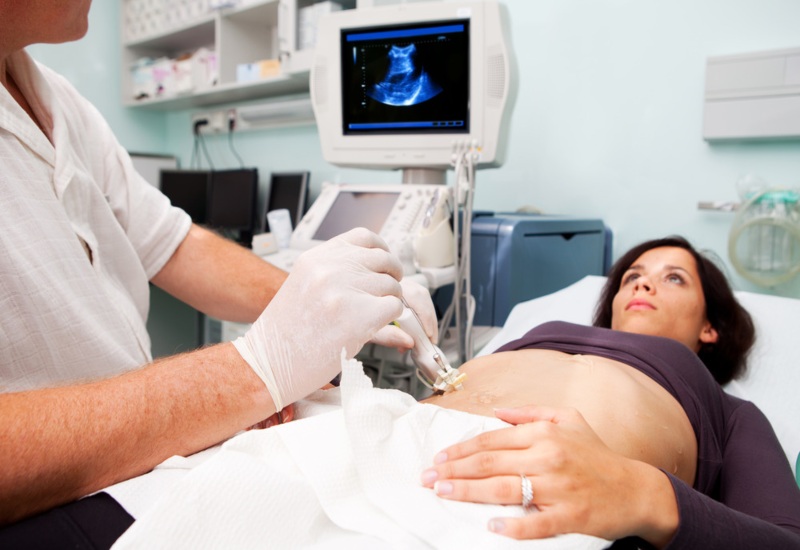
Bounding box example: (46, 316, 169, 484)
(479, 275, 800, 473)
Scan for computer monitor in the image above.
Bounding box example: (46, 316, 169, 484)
(206, 168, 259, 233)
(310, 1, 514, 182)
(263, 171, 310, 232)
(159, 169, 211, 223)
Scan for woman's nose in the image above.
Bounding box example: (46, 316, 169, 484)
(634, 276, 653, 292)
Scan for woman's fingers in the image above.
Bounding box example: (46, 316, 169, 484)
(430, 473, 550, 507)
(488, 510, 567, 541)
(494, 405, 584, 426)
(433, 406, 587, 464)
(425, 444, 540, 484)
(247, 404, 295, 430)
(432, 423, 540, 465)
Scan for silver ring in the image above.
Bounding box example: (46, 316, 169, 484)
(520, 473, 534, 510)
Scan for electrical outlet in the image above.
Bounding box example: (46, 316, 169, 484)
(192, 110, 227, 134)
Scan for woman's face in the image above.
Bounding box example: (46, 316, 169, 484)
(611, 246, 718, 351)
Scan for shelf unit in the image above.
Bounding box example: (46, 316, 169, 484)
(121, 0, 355, 110)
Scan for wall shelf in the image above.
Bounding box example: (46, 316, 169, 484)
(121, 0, 355, 110)
(129, 72, 309, 110)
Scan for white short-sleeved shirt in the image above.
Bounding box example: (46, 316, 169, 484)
(0, 51, 191, 392)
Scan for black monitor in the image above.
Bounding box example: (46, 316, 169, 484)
(263, 171, 310, 232)
(206, 168, 259, 233)
(159, 169, 211, 224)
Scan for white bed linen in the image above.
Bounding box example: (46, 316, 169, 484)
(112, 356, 610, 550)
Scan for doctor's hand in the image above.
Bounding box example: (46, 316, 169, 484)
(234, 228, 404, 411)
(370, 278, 438, 350)
(420, 405, 679, 547)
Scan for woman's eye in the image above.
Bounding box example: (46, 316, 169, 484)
(622, 272, 639, 285)
(665, 273, 684, 284)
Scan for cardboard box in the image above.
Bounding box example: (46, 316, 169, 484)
(236, 59, 281, 83)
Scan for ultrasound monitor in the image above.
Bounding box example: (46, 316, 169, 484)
(310, 1, 514, 180)
(206, 168, 259, 232)
(159, 169, 211, 223)
(263, 172, 310, 232)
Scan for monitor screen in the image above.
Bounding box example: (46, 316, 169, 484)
(310, 1, 514, 172)
(264, 172, 310, 232)
(159, 169, 210, 223)
(311, 191, 400, 241)
(206, 168, 259, 232)
(341, 20, 469, 136)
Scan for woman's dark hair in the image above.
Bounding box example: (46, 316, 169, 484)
(592, 236, 755, 384)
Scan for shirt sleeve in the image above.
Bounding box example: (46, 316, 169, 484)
(663, 401, 800, 549)
(100, 140, 192, 279)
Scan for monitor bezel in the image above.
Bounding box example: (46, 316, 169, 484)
(310, 1, 513, 173)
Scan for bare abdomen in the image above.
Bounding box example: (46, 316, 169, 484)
(422, 349, 698, 485)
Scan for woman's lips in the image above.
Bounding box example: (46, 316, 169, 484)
(626, 299, 655, 311)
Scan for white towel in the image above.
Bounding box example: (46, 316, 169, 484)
(113, 357, 610, 549)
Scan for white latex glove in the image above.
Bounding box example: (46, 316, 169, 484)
(370, 278, 439, 350)
(233, 228, 404, 411)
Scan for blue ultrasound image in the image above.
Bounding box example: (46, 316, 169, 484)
(367, 44, 443, 107)
(341, 20, 470, 134)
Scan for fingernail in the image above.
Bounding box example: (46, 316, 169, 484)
(420, 469, 438, 485)
(434, 481, 453, 496)
(488, 519, 506, 533)
(434, 451, 448, 464)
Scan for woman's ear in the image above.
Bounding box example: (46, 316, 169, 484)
(700, 322, 719, 345)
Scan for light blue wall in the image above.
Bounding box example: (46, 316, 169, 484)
(28, 0, 800, 297)
(27, 1, 166, 152)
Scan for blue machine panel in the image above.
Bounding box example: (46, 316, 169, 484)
(470, 213, 609, 327)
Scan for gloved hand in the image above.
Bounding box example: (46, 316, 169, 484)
(233, 228, 404, 411)
(370, 278, 439, 350)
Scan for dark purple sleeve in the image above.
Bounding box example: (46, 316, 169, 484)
(663, 402, 800, 549)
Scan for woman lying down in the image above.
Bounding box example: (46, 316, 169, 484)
(113, 237, 800, 549)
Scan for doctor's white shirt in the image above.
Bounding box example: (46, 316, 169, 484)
(0, 51, 191, 392)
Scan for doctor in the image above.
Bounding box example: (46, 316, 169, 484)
(0, 0, 437, 541)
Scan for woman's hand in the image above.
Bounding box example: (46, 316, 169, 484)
(420, 405, 680, 546)
(248, 404, 295, 430)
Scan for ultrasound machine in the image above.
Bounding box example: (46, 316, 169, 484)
(252, 1, 517, 393)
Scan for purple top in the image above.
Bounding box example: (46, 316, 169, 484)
(494, 321, 800, 548)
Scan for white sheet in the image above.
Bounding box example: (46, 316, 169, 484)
(479, 275, 800, 473)
(112, 356, 610, 550)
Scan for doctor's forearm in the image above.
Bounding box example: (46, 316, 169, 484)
(0, 342, 273, 525)
(153, 224, 287, 323)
